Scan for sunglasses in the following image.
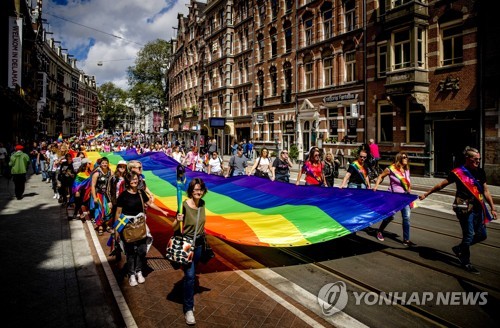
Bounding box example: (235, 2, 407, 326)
(359, 156, 367, 159)
(282, 152, 288, 154)
(402, 155, 408, 159)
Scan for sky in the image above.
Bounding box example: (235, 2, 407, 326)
(42, 0, 190, 89)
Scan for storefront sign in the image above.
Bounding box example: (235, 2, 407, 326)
(8, 17, 23, 88)
(324, 93, 358, 103)
(256, 114, 264, 123)
(182, 123, 190, 131)
(284, 121, 295, 134)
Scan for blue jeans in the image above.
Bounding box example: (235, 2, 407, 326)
(379, 205, 411, 241)
(183, 245, 202, 313)
(39, 160, 48, 180)
(456, 210, 487, 265)
(31, 158, 39, 174)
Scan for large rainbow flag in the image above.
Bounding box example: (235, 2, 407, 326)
(87, 150, 417, 247)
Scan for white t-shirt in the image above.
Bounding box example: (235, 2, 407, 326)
(208, 156, 223, 173)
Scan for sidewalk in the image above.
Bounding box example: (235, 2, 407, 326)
(0, 174, 122, 327)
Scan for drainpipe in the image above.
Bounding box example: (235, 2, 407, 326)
(363, 0, 368, 144)
(477, 3, 484, 161)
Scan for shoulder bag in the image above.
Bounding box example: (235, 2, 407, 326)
(122, 191, 147, 243)
(166, 207, 201, 265)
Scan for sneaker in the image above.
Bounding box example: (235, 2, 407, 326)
(129, 274, 138, 287)
(136, 271, 145, 284)
(376, 232, 384, 241)
(403, 240, 416, 247)
(53, 194, 57, 199)
(185, 310, 196, 325)
(463, 264, 480, 275)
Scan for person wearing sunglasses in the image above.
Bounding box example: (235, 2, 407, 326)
(128, 160, 154, 201)
(373, 152, 415, 246)
(296, 147, 327, 186)
(340, 150, 371, 189)
(272, 150, 293, 183)
(419, 146, 497, 274)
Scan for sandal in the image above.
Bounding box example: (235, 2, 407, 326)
(98, 227, 104, 236)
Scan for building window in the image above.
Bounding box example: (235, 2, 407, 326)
(259, 4, 266, 27)
(244, 58, 249, 81)
(271, 28, 278, 58)
(345, 51, 356, 82)
(238, 1, 248, 20)
(238, 61, 244, 84)
(322, 4, 333, 39)
(441, 24, 463, 66)
(219, 9, 225, 27)
(258, 34, 265, 62)
(378, 104, 393, 142)
(394, 30, 411, 69)
(392, 0, 412, 8)
(218, 94, 224, 113)
(417, 28, 425, 68)
(286, 0, 293, 12)
(408, 105, 425, 143)
(344, 0, 356, 32)
(270, 66, 278, 96)
(377, 43, 388, 77)
(328, 108, 339, 140)
(324, 57, 333, 87)
(219, 65, 224, 86)
(258, 70, 264, 96)
(271, 0, 279, 20)
(305, 18, 313, 46)
(305, 61, 314, 90)
(284, 21, 292, 53)
(283, 62, 292, 94)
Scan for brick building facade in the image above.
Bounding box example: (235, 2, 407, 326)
(168, 0, 500, 181)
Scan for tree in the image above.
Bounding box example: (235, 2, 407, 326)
(128, 39, 172, 115)
(97, 82, 128, 133)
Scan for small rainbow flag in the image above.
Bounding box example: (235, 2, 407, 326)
(57, 133, 63, 143)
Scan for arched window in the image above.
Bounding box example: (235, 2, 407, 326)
(284, 20, 292, 53)
(303, 12, 314, 46)
(271, 0, 279, 20)
(258, 33, 265, 62)
(321, 2, 334, 39)
(304, 55, 314, 90)
(270, 66, 278, 96)
(270, 27, 278, 58)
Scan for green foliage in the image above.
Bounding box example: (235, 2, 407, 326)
(97, 82, 128, 132)
(128, 39, 172, 113)
(289, 144, 299, 162)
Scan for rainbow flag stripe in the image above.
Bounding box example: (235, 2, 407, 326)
(87, 151, 417, 247)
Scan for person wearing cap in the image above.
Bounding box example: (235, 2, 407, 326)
(9, 145, 30, 199)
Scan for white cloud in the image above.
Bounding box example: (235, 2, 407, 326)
(44, 0, 189, 89)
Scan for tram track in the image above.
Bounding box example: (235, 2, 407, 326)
(277, 246, 462, 328)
